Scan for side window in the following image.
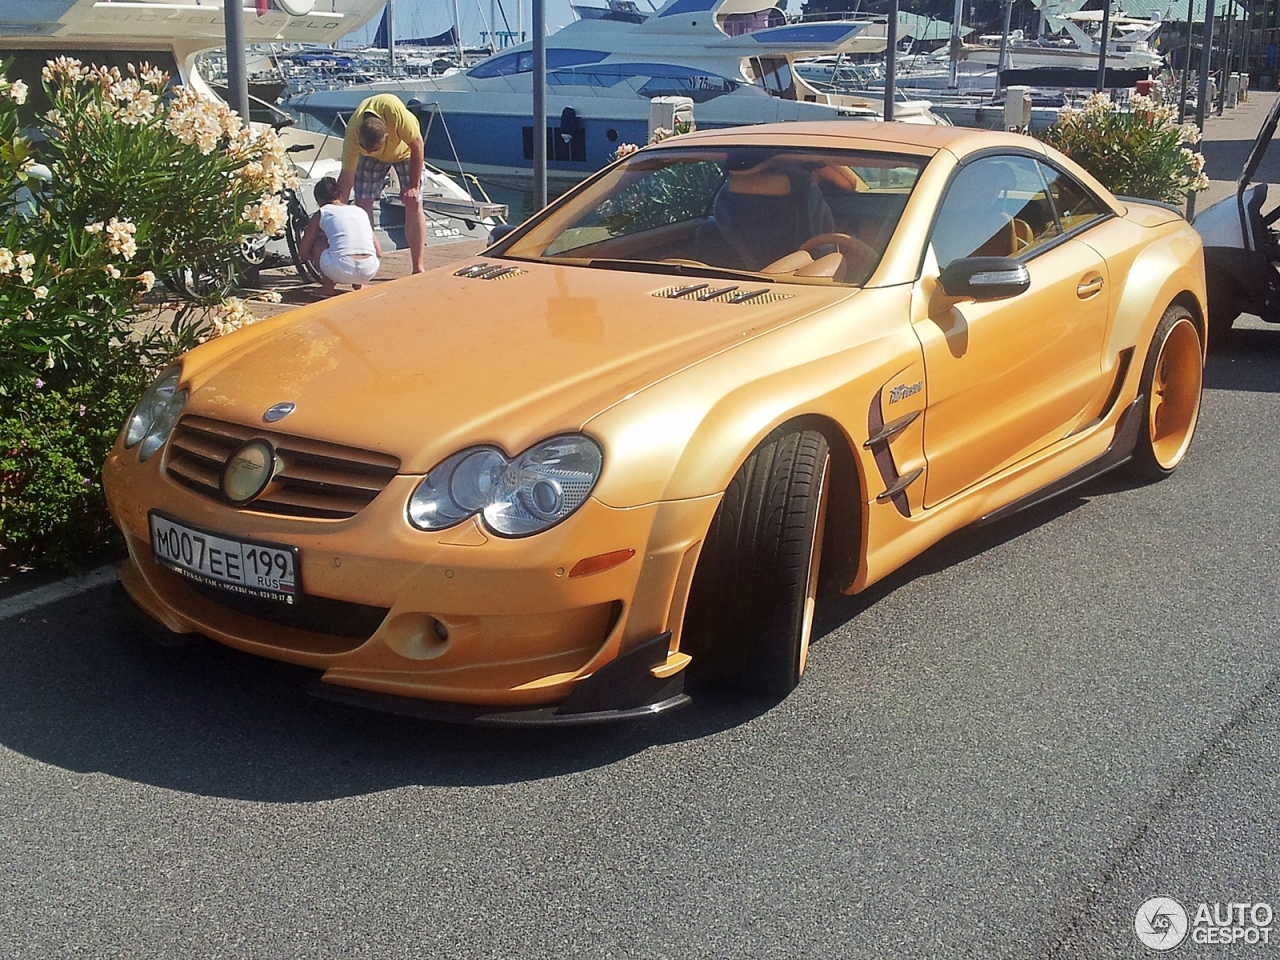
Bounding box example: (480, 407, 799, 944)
(929, 155, 1059, 268)
(1038, 161, 1108, 234)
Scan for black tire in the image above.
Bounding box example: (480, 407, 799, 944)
(1128, 304, 1204, 481)
(161, 259, 238, 303)
(284, 189, 322, 284)
(682, 429, 831, 697)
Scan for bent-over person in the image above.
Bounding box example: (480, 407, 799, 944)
(299, 176, 382, 296)
(335, 93, 426, 274)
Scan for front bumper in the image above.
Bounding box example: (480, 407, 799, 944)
(104, 440, 717, 711)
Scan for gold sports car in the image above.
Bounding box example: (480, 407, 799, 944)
(104, 122, 1207, 725)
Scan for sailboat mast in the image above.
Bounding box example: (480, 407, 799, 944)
(454, 0, 465, 64)
(950, 0, 964, 87)
(388, 0, 396, 68)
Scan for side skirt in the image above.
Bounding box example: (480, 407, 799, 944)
(976, 395, 1144, 527)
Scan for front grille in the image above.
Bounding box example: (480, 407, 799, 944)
(186, 579, 388, 644)
(166, 415, 400, 520)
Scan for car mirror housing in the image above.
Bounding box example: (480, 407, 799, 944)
(938, 257, 1031, 302)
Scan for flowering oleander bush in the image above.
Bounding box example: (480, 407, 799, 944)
(1035, 93, 1208, 204)
(0, 57, 295, 569)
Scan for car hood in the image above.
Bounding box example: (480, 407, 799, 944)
(183, 259, 853, 473)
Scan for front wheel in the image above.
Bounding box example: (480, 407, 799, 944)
(1129, 305, 1204, 480)
(682, 429, 831, 697)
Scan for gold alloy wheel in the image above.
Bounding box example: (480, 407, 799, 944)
(797, 454, 831, 677)
(1147, 318, 1203, 471)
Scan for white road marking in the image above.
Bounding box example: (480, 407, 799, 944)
(0, 565, 119, 623)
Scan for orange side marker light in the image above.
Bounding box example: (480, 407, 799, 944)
(568, 549, 636, 578)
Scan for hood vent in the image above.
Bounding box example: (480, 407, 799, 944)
(454, 263, 525, 281)
(652, 284, 792, 305)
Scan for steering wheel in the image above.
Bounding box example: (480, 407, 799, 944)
(800, 233, 877, 280)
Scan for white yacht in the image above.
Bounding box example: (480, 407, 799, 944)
(958, 13, 1164, 74)
(288, 0, 943, 183)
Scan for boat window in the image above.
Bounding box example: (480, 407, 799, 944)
(749, 57, 797, 100)
(468, 48, 608, 79)
(497, 146, 927, 286)
(930, 155, 1060, 267)
(547, 63, 738, 103)
(1036, 161, 1108, 233)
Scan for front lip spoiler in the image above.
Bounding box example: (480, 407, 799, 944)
(306, 631, 691, 727)
(116, 570, 692, 725)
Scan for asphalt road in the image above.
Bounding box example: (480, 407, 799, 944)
(0, 318, 1277, 959)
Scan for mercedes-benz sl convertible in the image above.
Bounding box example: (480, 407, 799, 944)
(104, 122, 1207, 725)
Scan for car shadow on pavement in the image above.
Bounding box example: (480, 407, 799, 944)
(1204, 323, 1280, 393)
(0, 585, 782, 801)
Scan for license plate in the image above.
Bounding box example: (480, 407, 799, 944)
(149, 512, 300, 602)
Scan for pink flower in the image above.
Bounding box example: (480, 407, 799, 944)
(34, 378, 43, 388)
(78, 404, 87, 417)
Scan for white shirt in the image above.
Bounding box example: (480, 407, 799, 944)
(319, 204, 376, 259)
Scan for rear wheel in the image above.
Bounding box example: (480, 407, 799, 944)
(1129, 305, 1203, 480)
(682, 429, 831, 697)
(284, 189, 322, 284)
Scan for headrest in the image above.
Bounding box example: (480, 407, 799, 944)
(727, 172, 791, 196)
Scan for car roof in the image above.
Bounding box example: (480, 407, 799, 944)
(658, 121, 1041, 159)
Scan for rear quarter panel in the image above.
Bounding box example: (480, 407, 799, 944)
(1076, 209, 1207, 360)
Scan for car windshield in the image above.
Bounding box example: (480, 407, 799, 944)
(498, 145, 927, 286)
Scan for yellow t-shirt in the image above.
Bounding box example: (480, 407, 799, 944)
(341, 94, 421, 170)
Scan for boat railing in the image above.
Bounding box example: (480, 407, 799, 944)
(405, 101, 508, 224)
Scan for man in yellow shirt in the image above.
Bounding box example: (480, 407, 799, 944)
(336, 94, 426, 274)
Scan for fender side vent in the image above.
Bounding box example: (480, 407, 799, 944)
(652, 285, 792, 305)
(454, 263, 525, 280)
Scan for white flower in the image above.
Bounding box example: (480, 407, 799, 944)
(209, 296, 259, 338)
(0, 247, 13, 273)
(16, 251, 35, 283)
(33, 285, 48, 299)
(105, 217, 138, 260)
(85, 221, 104, 234)
(42, 56, 87, 85)
(242, 194, 288, 235)
(137, 270, 156, 292)
(259, 290, 282, 303)
(8, 79, 26, 105)
(105, 264, 121, 279)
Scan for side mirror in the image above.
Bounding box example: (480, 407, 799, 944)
(938, 257, 1030, 302)
(271, 114, 296, 131)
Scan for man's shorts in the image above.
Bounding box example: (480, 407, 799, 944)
(353, 155, 413, 201)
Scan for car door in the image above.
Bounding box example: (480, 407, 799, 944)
(911, 153, 1111, 508)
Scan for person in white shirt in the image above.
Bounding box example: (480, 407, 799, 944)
(299, 176, 383, 296)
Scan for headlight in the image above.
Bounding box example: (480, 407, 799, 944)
(124, 365, 187, 462)
(408, 435, 603, 537)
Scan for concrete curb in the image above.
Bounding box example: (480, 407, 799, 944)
(0, 564, 119, 623)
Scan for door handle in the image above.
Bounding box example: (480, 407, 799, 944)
(1077, 275, 1104, 299)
